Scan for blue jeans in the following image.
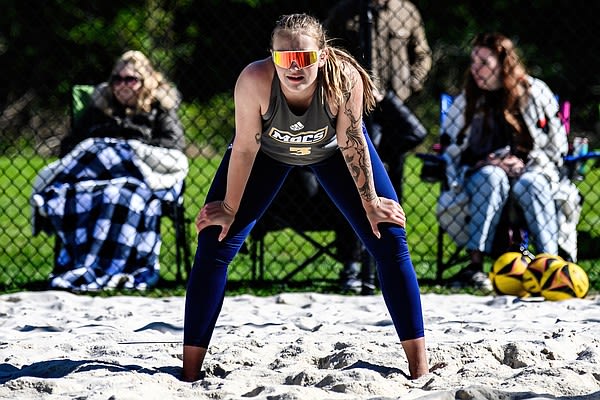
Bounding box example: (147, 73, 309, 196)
(184, 128, 425, 347)
(465, 165, 558, 254)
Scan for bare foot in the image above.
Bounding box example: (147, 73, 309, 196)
(401, 337, 429, 379)
(181, 345, 207, 382)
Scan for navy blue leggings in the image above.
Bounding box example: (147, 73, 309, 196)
(184, 129, 425, 347)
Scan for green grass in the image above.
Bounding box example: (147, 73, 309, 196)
(1, 153, 598, 295)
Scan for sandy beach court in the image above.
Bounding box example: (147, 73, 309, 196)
(0, 290, 598, 399)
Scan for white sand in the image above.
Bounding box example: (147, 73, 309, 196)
(0, 290, 598, 400)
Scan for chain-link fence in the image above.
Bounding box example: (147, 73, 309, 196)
(2, 0, 599, 293)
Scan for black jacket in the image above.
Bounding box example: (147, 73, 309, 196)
(60, 93, 185, 157)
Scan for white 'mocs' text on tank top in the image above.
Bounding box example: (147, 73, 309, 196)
(260, 74, 338, 166)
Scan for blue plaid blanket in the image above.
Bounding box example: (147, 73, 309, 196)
(31, 138, 187, 291)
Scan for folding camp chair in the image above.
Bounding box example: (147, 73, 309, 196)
(247, 168, 345, 282)
(417, 93, 600, 281)
(53, 84, 192, 283)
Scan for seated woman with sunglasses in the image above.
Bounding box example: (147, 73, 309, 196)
(182, 14, 429, 381)
(32, 50, 187, 291)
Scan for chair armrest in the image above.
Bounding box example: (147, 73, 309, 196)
(416, 153, 446, 183)
(563, 151, 600, 164)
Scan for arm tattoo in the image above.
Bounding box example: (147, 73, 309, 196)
(340, 87, 376, 202)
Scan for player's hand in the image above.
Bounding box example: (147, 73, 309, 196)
(363, 197, 406, 239)
(195, 200, 236, 241)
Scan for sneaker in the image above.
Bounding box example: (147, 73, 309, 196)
(450, 266, 493, 292)
(468, 270, 493, 292)
(342, 277, 363, 294)
(361, 281, 376, 295)
(340, 261, 362, 294)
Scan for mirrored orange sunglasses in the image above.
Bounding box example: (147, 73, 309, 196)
(271, 50, 320, 69)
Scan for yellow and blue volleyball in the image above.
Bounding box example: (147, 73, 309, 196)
(522, 253, 564, 295)
(540, 262, 589, 301)
(489, 252, 530, 297)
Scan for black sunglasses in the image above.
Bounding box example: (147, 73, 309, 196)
(110, 75, 141, 85)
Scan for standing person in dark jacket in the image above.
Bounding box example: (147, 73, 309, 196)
(325, 0, 432, 292)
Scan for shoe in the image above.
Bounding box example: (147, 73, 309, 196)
(340, 261, 362, 294)
(450, 265, 493, 292)
(361, 281, 376, 295)
(342, 277, 362, 294)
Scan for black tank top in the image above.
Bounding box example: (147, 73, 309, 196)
(260, 74, 338, 166)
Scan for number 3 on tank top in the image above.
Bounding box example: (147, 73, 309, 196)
(289, 147, 311, 156)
